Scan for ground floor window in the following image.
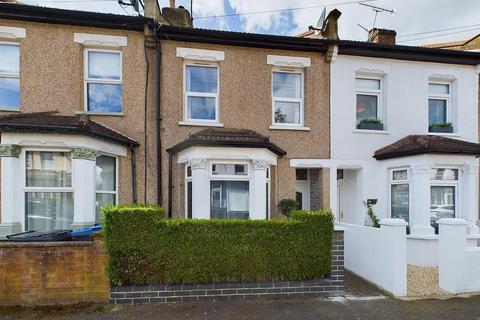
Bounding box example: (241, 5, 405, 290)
(210, 180, 249, 219)
(24, 151, 73, 231)
(95, 155, 117, 223)
(430, 186, 456, 228)
(430, 168, 458, 231)
(390, 169, 410, 224)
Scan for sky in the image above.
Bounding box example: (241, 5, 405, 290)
(19, 0, 480, 46)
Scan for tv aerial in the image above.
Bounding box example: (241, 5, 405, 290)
(357, 2, 394, 39)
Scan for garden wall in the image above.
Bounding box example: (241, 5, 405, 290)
(110, 230, 344, 304)
(0, 239, 109, 306)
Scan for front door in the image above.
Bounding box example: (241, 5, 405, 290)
(337, 178, 344, 222)
(295, 169, 310, 210)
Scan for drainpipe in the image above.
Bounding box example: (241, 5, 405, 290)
(155, 36, 163, 207)
(130, 145, 138, 203)
(168, 151, 173, 218)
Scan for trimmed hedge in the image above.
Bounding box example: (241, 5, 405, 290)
(103, 206, 334, 285)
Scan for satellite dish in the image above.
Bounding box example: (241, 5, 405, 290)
(131, 0, 140, 13)
(315, 7, 327, 35)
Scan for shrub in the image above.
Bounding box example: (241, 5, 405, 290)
(429, 122, 452, 128)
(277, 198, 300, 217)
(104, 206, 334, 285)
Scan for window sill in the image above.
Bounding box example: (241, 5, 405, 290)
(352, 129, 389, 135)
(75, 111, 124, 117)
(269, 125, 310, 131)
(0, 108, 21, 112)
(178, 121, 224, 127)
(427, 132, 460, 137)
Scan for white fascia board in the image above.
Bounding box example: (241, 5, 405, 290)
(0, 26, 26, 40)
(267, 55, 311, 68)
(177, 147, 278, 165)
(176, 47, 225, 62)
(2, 132, 128, 156)
(74, 33, 127, 47)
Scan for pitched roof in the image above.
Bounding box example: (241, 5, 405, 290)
(424, 40, 468, 49)
(373, 135, 480, 160)
(167, 128, 286, 156)
(0, 112, 138, 147)
(0, 2, 145, 31)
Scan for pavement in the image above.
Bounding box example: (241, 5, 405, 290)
(2, 295, 480, 320)
(1, 272, 479, 320)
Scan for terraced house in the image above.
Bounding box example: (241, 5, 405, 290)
(0, 1, 335, 235)
(0, 3, 150, 235)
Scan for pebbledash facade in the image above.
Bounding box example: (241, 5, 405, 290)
(157, 27, 332, 220)
(0, 2, 334, 234)
(0, 4, 155, 236)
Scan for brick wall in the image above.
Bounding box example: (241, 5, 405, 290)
(0, 239, 109, 306)
(110, 230, 345, 304)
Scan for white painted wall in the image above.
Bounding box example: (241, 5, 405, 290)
(338, 219, 408, 297)
(329, 56, 479, 233)
(438, 218, 480, 294)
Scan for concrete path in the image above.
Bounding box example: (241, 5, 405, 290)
(2, 295, 480, 320)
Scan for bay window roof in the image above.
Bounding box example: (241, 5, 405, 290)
(0, 112, 138, 147)
(374, 135, 480, 160)
(167, 128, 286, 156)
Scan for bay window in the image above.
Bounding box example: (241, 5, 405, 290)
(95, 155, 117, 223)
(184, 64, 219, 122)
(430, 168, 458, 230)
(390, 169, 410, 224)
(272, 69, 304, 126)
(210, 163, 249, 219)
(24, 151, 74, 231)
(355, 77, 383, 129)
(85, 49, 122, 113)
(0, 43, 20, 111)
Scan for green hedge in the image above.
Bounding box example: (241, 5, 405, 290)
(103, 206, 334, 285)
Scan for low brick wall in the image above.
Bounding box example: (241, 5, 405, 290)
(110, 230, 344, 304)
(0, 239, 109, 306)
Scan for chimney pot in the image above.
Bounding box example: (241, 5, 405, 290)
(368, 28, 396, 45)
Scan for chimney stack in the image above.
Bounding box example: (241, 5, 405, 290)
(368, 28, 396, 45)
(322, 9, 342, 40)
(169, 0, 175, 8)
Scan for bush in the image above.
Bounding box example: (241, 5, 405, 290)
(104, 205, 334, 285)
(277, 198, 300, 217)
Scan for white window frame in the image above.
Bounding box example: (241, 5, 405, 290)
(428, 81, 451, 128)
(83, 48, 123, 115)
(388, 168, 411, 223)
(430, 167, 460, 221)
(183, 61, 220, 124)
(355, 75, 383, 127)
(0, 41, 20, 111)
(266, 166, 271, 220)
(184, 165, 193, 219)
(21, 148, 74, 231)
(95, 154, 119, 221)
(271, 67, 304, 127)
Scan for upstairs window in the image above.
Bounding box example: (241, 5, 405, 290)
(356, 77, 383, 130)
(428, 83, 452, 133)
(184, 64, 219, 122)
(85, 49, 122, 113)
(272, 70, 304, 126)
(0, 43, 20, 111)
